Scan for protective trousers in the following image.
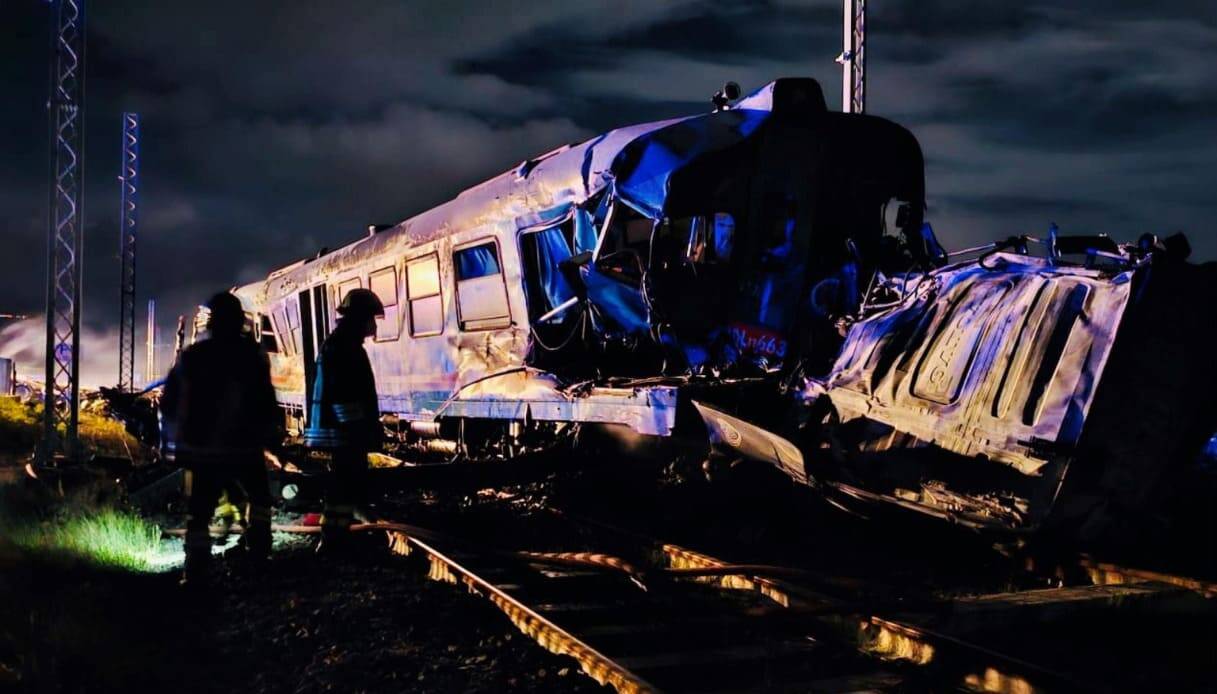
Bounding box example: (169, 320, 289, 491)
(184, 459, 274, 576)
(321, 447, 368, 542)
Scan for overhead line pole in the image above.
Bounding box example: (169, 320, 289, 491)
(839, 0, 866, 114)
(117, 113, 139, 392)
(42, 0, 87, 462)
(145, 298, 156, 387)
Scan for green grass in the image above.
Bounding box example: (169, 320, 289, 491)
(1, 397, 163, 572)
(0, 394, 145, 462)
(2, 507, 165, 572)
(0, 395, 41, 452)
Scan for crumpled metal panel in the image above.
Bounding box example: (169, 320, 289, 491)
(439, 369, 678, 436)
(823, 253, 1134, 477)
(611, 108, 770, 218)
(693, 401, 807, 484)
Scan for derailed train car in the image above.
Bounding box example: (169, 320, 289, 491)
(224, 76, 1215, 534)
(699, 235, 1217, 533)
(231, 77, 937, 457)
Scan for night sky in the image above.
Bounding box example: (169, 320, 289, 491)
(2, 1, 1215, 384)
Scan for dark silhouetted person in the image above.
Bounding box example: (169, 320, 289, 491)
(304, 288, 384, 554)
(161, 292, 280, 586)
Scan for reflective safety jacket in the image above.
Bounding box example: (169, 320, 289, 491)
(303, 321, 381, 451)
(160, 334, 280, 466)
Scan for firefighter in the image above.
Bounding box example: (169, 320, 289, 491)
(304, 288, 384, 554)
(161, 292, 280, 586)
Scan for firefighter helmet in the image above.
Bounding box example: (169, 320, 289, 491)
(337, 288, 385, 318)
(204, 292, 244, 333)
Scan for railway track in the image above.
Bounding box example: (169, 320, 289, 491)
(170, 503, 1217, 692)
(380, 524, 912, 692)
(343, 513, 1214, 694)
(170, 494, 1217, 693)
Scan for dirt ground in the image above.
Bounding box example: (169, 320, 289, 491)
(3, 452, 1215, 694)
(0, 534, 605, 694)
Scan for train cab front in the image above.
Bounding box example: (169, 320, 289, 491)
(518, 78, 938, 467)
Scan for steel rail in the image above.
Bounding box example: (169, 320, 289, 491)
(383, 527, 660, 693)
(165, 515, 1213, 692)
(660, 543, 1100, 693)
(1077, 556, 1217, 599)
(551, 511, 1108, 693)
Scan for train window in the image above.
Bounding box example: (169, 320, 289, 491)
(406, 254, 443, 336)
(454, 241, 511, 331)
(455, 243, 501, 280)
(286, 298, 302, 354)
(520, 223, 578, 323)
(271, 307, 292, 355)
(335, 277, 361, 310)
(654, 213, 736, 270)
(258, 314, 279, 353)
(595, 203, 654, 283)
(368, 267, 400, 342)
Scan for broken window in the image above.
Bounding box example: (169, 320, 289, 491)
(454, 241, 511, 331)
(258, 314, 278, 353)
(406, 254, 444, 336)
(653, 212, 736, 271)
(368, 267, 400, 342)
(286, 296, 302, 354)
(271, 307, 292, 356)
(595, 203, 655, 284)
(520, 221, 578, 324)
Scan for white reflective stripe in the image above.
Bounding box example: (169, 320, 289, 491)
(303, 428, 346, 447)
(332, 402, 366, 422)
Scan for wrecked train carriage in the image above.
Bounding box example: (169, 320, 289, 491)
(231, 78, 933, 455)
(701, 239, 1217, 533)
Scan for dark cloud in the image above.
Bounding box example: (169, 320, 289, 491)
(2, 0, 1215, 376)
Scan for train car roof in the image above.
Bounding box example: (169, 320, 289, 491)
(320, 79, 817, 255)
(243, 77, 902, 302)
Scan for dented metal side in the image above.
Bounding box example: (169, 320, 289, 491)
(826, 253, 1133, 477)
(440, 370, 678, 437)
(693, 401, 807, 484)
(805, 252, 1139, 529)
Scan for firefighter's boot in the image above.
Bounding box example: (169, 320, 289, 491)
(239, 503, 273, 562)
(316, 504, 355, 557)
(181, 527, 213, 588)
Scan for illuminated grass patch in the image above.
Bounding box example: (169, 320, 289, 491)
(3, 508, 165, 572)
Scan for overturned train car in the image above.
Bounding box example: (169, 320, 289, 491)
(700, 237, 1217, 533)
(231, 77, 935, 457)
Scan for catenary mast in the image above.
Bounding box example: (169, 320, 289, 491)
(117, 113, 139, 392)
(42, 0, 87, 461)
(839, 0, 866, 114)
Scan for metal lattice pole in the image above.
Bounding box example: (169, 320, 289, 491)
(145, 298, 156, 386)
(839, 0, 866, 114)
(117, 113, 139, 392)
(42, 0, 87, 462)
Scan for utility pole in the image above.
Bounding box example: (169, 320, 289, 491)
(145, 298, 156, 387)
(42, 0, 87, 463)
(837, 0, 866, 114)
(117, 113, 139, 392)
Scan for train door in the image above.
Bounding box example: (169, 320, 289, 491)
(298, 283, 331, 422)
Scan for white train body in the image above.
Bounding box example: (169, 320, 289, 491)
(229, 78, 929, 452)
